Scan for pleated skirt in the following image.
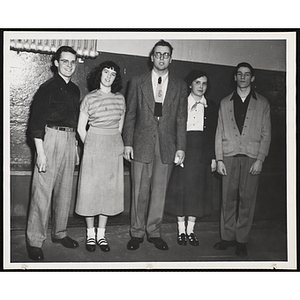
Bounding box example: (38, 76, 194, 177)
(75, 127, 124, 216)
(165, 131, 213, 218)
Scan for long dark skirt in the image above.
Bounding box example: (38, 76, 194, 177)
(165, 131, 213, 218)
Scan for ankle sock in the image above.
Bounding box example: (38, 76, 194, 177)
(97, 228, 106, 240)
(186, 220, 195, 235)
(86, 227, 95, 238)
(86, 228, 95, 245)
(177, 220, 186, 235)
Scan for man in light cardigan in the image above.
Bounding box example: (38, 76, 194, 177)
(214, 62, 271, 256)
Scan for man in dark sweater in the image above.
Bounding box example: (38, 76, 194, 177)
(26, 46, 80, 261)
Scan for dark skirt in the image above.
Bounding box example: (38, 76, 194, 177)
(165, 131, 213, 218)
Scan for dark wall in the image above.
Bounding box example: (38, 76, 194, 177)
(83, 51, 286, 174)
(9, 50, 286, 221)
(76, 51, 287, 221)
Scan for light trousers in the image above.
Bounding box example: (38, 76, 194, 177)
(130, 136, 173, 238)
(220, 156, 260, 243)
(26, 127, 76, 247)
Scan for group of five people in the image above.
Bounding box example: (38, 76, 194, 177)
(26, 39, 271, 261)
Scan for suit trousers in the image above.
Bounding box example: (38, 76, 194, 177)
(220, 156, 260, 243)
(130, 136, 173, 238)
(26, 126, 76, 247)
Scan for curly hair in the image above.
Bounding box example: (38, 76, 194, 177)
(87, 61, 122, 93)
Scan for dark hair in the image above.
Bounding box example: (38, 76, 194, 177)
(87, 60, 122, 93)
(235, 62, 254, 76)
(150, 39, 173, 57)
(53, 46, 77, 62)
(185, 69, 211, 94)
(51, 46, 77, 73)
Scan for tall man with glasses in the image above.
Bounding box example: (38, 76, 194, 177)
(26, 46, 80, 261)
(123, 40, 187, 251)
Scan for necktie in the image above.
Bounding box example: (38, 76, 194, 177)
(154, 77, 163, 117)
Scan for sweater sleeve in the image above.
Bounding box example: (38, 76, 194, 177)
(257, 100, 271, 162)
(215, 102, 224, 161)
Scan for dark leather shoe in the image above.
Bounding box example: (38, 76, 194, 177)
(214, 240, 236, 250)
(187, 233, 199, 246)
(127, 237, 143, 250)
(177, 233, 187, 246)
(52, 236, 79, 248)
(86, 237, 96, 252)
(236, 243, 248, 256)
(27, 246, 44, 261)
(147, 237, 169, 250)
(97, 237, 110, 252)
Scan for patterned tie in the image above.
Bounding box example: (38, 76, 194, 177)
(154, 77, 163, 117)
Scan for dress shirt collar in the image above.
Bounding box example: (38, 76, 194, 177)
(152, 70, 169, 84)
(231, 89, 257, 101)
(188, 93, 207, 108)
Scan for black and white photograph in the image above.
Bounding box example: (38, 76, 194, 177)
(2, 30, 297, 271)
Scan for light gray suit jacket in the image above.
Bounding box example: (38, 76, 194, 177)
(123, 71, 187, 164)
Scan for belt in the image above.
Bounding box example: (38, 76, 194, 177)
(46, 125, 75, 132)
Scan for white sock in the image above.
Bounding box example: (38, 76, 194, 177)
(86, 227, 95, 239)
(97, 228, 106, 240)
(186, 220, 195, 235)
(177, 220, 186, 235)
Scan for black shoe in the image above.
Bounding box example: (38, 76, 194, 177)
(214, 240, 236, 250)
(127, 237, 143, 250)
(147, 237, 169, 250)
(177, 233, 187, 246)
(86, 237, 96, 252)
(187, 233, 199, 246)
(52, 236, 79, 248)
(236, 242, 248, 256)
(97, 237, 110, 252)
(27, 246, 44, 261)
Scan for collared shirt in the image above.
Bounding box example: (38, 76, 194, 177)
(29, 73, 80, 139)
(187, 94, 207, 131)
(151, 70, 169, 104)
(231, 90, 257, 134)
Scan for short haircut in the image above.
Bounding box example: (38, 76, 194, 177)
(87, 60, 122, 93)
(53, 46, 77, 62)
(150, 39, 173, 57)
(185, 69, 211, 94)
(236, 62, 254, 76)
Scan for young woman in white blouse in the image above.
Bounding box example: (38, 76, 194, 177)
(165, 69, 218, 246)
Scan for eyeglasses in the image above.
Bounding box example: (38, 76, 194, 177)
(60, 59, 76, 67)
(153, 52, 171, 60)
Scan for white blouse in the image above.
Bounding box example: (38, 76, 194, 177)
(186, 94, 207, 131)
